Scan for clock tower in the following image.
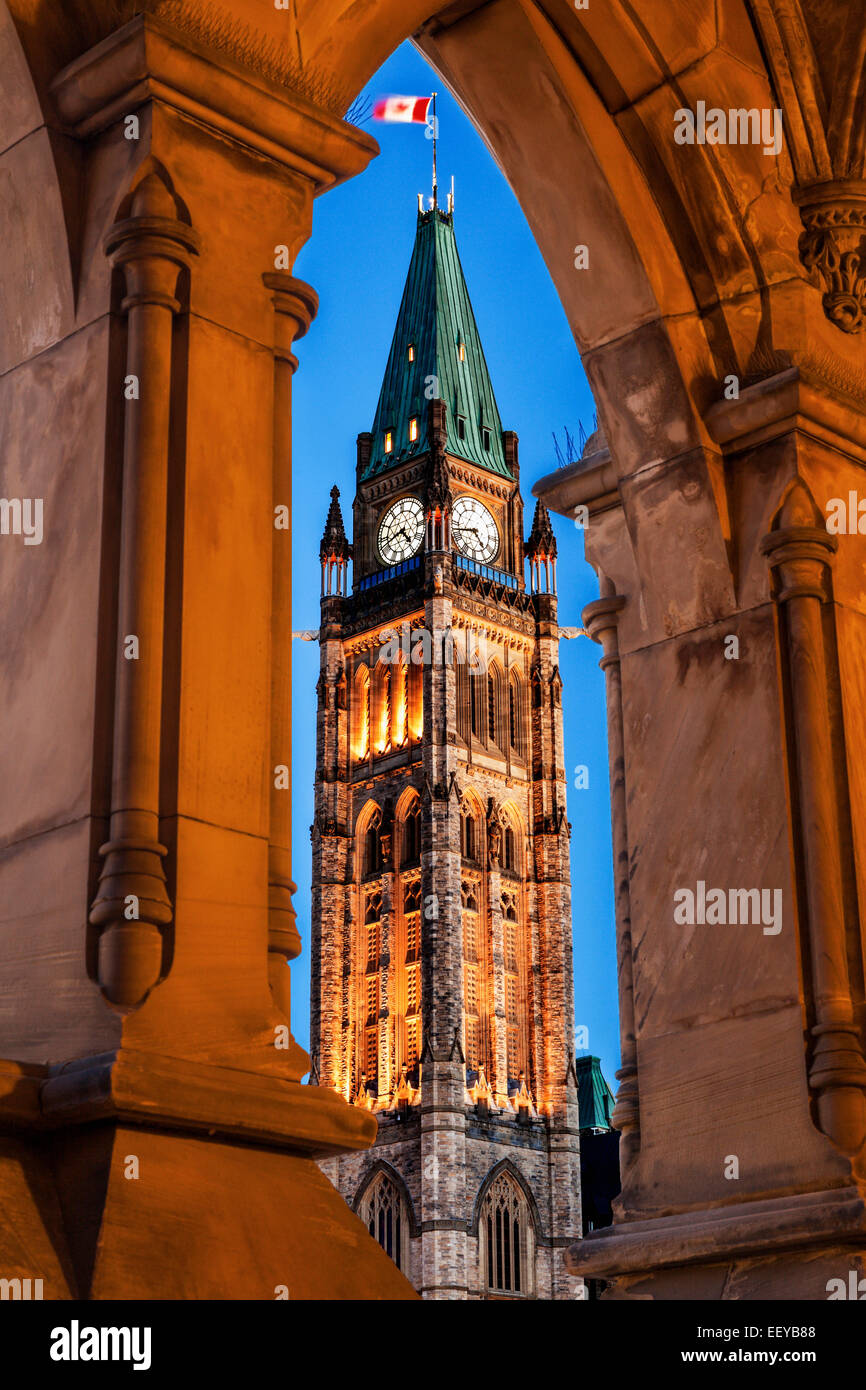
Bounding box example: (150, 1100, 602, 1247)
(311, 199, 583, 1300)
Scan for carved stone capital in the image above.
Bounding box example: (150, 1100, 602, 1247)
(795, 181, 866, 334)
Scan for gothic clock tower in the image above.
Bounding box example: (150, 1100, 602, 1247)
(310, 197, 582, 1300)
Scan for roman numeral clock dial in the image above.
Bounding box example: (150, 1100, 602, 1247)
(452, 496, 499, 563)
(377, 496, 425, 565)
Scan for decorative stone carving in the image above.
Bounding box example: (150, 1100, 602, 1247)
(795, 183, 866, 334)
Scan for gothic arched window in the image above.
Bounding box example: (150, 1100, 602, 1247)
(501, 888, 529, 1080)
(503, 825, 516, 873)
(480, 1171, 535, 1298)
(401, 798, 421, 866)
(509, 670, 526, 762)
(402, 877, 422, 1070)
(462, 878, 483, 1071)
(487, 662, 505, 751)
(352, 664, 370, 762)
(392, 656, 408, 749)
(362, 886, 383, 1084)
(361, 808, 382, 879)
(456, 657, 470, 745)
(461, 805, 477, 861)
(358, 1171, 410, 1274)
(372, 662, 391, 755)
(470, 656, 485, 741)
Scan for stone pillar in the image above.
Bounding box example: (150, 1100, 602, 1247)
(262, 271, 317, 1074)
(583, 583, 639, 1174)
(90, 172, 200, 1008)
(0, 9, 415, 1300)
(538, 371, 866, 1300)
(761, 482, 866, 1153)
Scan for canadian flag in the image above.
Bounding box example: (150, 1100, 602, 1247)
(373, 95, 431, 124)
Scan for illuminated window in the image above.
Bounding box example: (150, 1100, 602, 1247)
(353, 665, 370, 762)
(461, 807, 477, 861)
(384, 430, 393, 454)
(480, 1172, 534, 1297)
(362, 886, 383, 1084)
(503, 826, 516, 872)
(401, 802, 421, 866)
(459, 341, 466, 361)
(362, 813, 381, 878)
(462, 877, 483, 1071)
(358, 1172, 410, 1273)
(409, 417, 419, 442)
(408, 343, 415, 362)
(401, 874, 423, 1067)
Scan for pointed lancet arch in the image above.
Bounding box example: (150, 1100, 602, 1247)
(473, 1161, 539, 1299)
(351, 661, 371, 762)
(355, 797, 382, 879)
(395, 784, 422, 867)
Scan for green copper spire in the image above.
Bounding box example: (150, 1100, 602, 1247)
(364, 206, 511, 481)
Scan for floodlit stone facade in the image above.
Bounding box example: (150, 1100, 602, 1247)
(311, 208, 582, 1299)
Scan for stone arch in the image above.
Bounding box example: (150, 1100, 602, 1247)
(473, 1160, 540, 1298)
(351, 661, 371, 762)
(486, 658, 506, 752)
(497, 799, 525, 877)
(395, 784, 422, 867)
(471, 1158, 542, 1238)
(459, 787, 485, 863)
(507, 666, 528, 763)
(355, 797, 382, 879)
(353, 1161, 418, 1277)
(370, 658, 392, 756)
(353, 1159, 419, 1234)
(0, 3, 77, 376)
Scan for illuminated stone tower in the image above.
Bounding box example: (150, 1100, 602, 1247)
(310, 200, 582, 1300)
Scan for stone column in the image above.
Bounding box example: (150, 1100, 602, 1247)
(761, 482, 866, 1154)
(262, 271, 317, 1075)
(90, 172, 200, 1008)
(583, 582, 640, 1174)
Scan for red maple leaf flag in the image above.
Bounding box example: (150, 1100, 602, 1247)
(373, 95, 431, 124)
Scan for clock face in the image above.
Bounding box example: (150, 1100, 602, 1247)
(452, 496, 499, 563)
(378, 496, 425, 565)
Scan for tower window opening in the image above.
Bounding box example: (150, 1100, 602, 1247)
(456, 415, 466, 441)
(362, 884, 383, 1084)
(362, 813, 382, 878)
(358, 1172, 409, 1273)
(458, 341, 466, 362)
(407, 343, 415, 362)
(482, 427, 491, 450)
(384, 430, 393, 454)
(503, 826, 516, 873)
(481, 1173, 533, 1297)
(402, 801, 421, 865)
(409, 416, 419, 442)
(461, 807, 476, 861)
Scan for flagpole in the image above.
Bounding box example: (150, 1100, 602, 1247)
(431, 91, 438, 207)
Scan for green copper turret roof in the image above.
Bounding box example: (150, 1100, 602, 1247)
(364, 207, 511, 481)
(575, 1055, 616, 1131)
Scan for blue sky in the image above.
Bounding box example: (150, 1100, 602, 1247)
(291, 42, 620, 1092)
